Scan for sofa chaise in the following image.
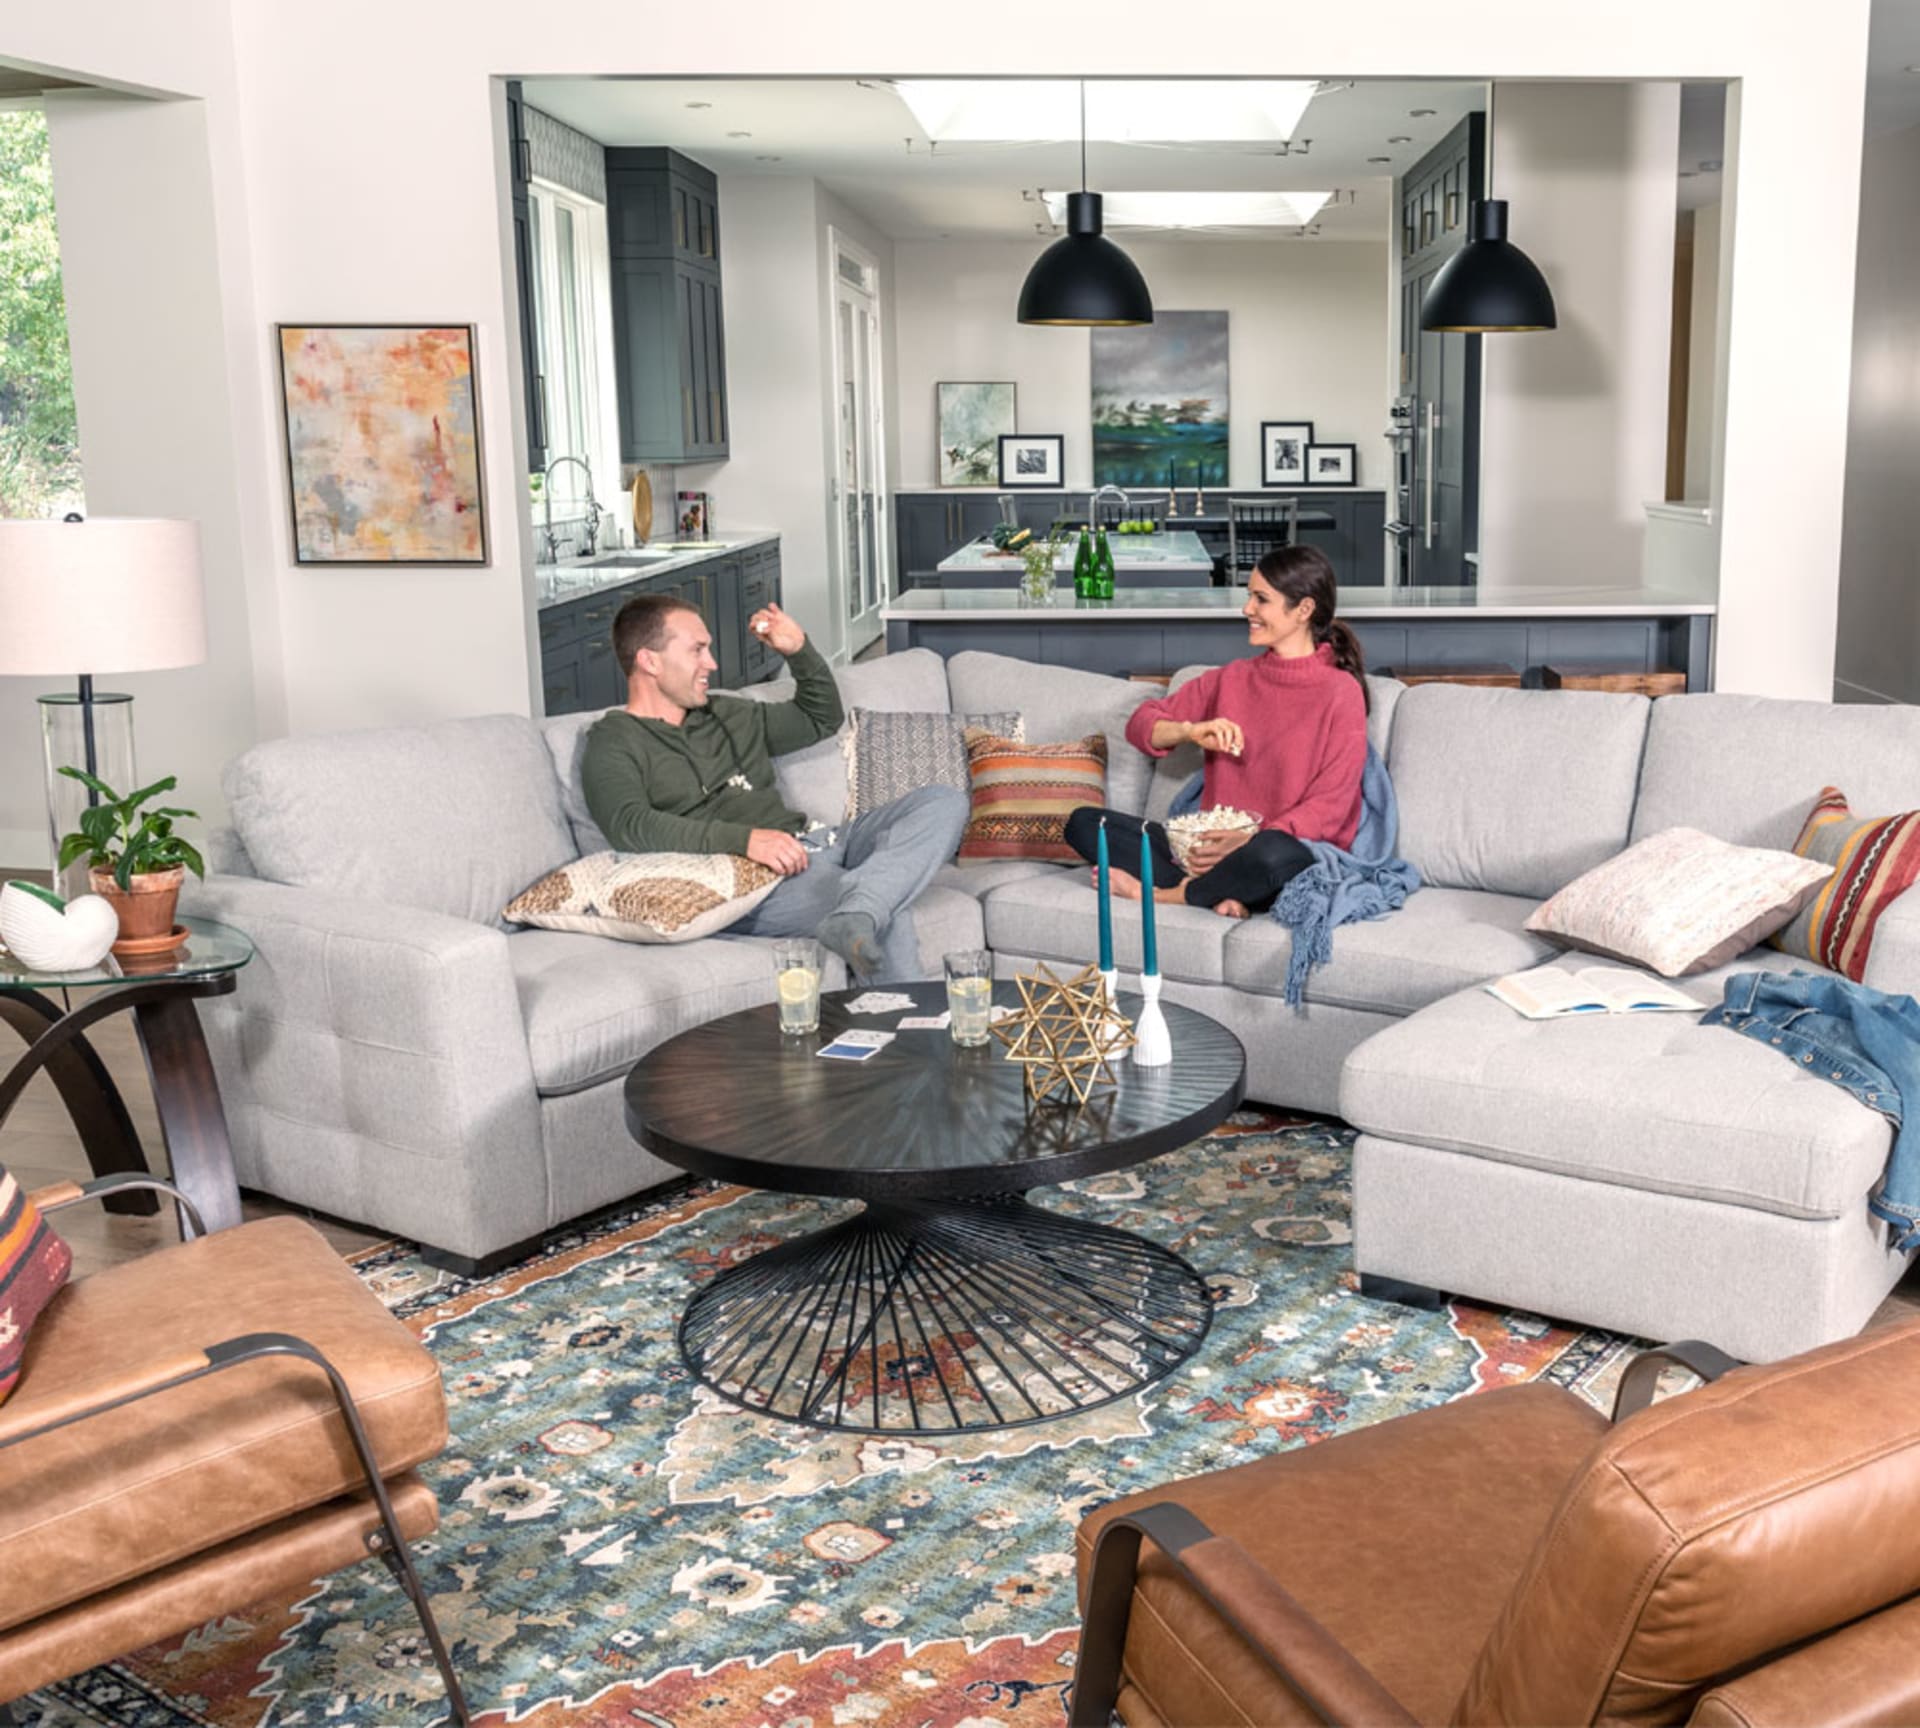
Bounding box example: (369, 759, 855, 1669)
(186, 649, 1920, 1360)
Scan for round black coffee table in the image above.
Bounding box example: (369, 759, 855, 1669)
(625, 980, 1245, 1433)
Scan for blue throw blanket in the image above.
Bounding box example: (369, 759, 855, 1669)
(1170, 743, 1421, 1005)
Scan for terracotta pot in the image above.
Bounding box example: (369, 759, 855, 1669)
(90, 864, 185, 949)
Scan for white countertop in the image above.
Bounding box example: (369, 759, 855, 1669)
(885, 582, 1717, 622)
(937, 530, 1213, 573)
(895, 484, 1387, 495)
(536, 530, 780, 609)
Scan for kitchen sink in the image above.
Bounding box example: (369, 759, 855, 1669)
(574, 550, 680, 567)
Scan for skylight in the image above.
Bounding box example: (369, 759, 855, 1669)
(894, 80, 1317, 144)
(1038, 190, 1335, 230)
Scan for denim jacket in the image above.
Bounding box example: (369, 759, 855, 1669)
(1702, 970, 1920, 1251)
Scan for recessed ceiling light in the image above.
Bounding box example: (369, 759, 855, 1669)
(685, 101, 711, 110)
(728, 130, 751, 138)
(1388, 135, 1412, 144)
(895, 79, 1317, 143)
(1699, 158, 1722, 172)
(1039, 188, 1333, 229)
(1368, 156, 1392, 164)
(1409, 108, 1437, 117)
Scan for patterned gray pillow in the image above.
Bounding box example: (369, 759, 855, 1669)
(846, 708, 1023, 818)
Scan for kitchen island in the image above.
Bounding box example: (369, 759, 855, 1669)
(884, 582, 1716, 689)
(933, 529, 1213, 590)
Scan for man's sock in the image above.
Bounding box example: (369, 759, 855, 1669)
(817, 909, 886, 981)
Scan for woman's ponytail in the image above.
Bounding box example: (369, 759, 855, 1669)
(1322, 618, 1370, 714)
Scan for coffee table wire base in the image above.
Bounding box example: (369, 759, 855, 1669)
(679, 1195, 1214, 1433)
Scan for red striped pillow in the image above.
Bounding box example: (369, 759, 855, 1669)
(1772, 787, 1920, 982)
(959, 731, 1107, 863)
(0, 1164, 72, 1406)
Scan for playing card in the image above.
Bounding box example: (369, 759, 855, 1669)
(846, 992, 916, 1014)
(817, 1032, 891, 1061)
(897, 1013, 950, 1030)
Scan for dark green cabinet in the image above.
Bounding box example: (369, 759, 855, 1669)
(505, 81, 545, 474)
(539, 542, 782, 717)
(1398, 115, 1484, 587)
(894, 494, 1010, 584)
(607, 148, 727, 463)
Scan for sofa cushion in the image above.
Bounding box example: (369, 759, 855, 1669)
(512, 928, 819, 1095)
(945, 651, 1158, 816)
(1631, 693, 1920, 850)
(0, 1165, 70, 1408)
(1224, 887, 1558, 1015)
(933, 858, 1069, 900)
(1773, 787, 1920, 983)
(1339, 953, 1886, 1222)
(982, 871, 1233, 986)
(504, 849, 779, 943)
(1387, 685, 1649, 899)
(846, 707, 1020, 818)
(958, 731, 1107, 863)
(227, 714, 576, 929)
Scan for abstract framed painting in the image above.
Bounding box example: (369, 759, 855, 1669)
(1091, 310, 1229, 489)
(276, 323, 488, 565)
(937, 382, 1017, 487)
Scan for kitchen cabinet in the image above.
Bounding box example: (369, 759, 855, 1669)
(1398, 114, 1485, 587)
(505, 81, 545, 474)
(607, 148, 728, 463)
(894, 494, 1015, 586)
(538, 541, 783, 717)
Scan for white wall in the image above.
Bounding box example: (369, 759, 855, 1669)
(894, 239, 1390, 489)
(1836, 120, 1920, 705)
(1684, 200, 1722, 501)
(0, 0, 1876, 785)
(1479, 83, 1681, 589)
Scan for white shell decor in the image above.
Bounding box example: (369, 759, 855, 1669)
(0, 881, 121, 972)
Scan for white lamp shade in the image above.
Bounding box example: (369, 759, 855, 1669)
(0, 518, 207, 676)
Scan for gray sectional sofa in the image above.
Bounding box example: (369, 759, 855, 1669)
(187, 648, 1920, 1361)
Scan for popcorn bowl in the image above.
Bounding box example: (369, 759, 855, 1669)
(1163, 807, 1263, 876)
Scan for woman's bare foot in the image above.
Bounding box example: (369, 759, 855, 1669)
(1210, 898, 1252, 920)
(1100, 867, 1189, 906)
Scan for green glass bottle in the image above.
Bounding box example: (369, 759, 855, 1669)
(1074, 529, 1094, 600)
(1094, 528, 1116, 601)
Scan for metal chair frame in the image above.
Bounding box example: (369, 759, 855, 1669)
(1226, 497, 1300, 580)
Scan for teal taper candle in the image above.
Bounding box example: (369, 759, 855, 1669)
(1140, 822, 1159, 976)
(1096, 816, 1113, 972)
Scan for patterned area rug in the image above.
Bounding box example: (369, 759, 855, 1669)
(23, 1113, 1637, 1728)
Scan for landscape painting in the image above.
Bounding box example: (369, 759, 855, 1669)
(937, 381, 1017, 487)
(277, 324, 487, 564)
(1091, 310, 1229, 488)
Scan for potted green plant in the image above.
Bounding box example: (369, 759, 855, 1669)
(55, 768, 206, 950)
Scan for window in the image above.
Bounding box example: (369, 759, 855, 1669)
(527, 180, 618, 539)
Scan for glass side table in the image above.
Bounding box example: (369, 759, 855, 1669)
(0, 914, 254, 1236)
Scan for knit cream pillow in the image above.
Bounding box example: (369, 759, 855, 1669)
(504, 850, 779, 943)
(1525, 827, 1833, 977)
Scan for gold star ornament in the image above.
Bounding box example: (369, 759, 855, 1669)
(991, 962, 1136, 1105)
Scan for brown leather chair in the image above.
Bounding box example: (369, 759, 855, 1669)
(0, 1175, 468, 1722)
(1073, 1320, 1920, 1726)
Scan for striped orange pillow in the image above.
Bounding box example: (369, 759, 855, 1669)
(0, 1164, 72, 1406)
(1772, 787, 1920, 982)
(959, 730, 1107, 862)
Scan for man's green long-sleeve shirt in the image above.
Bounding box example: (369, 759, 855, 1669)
(580, 642, 844, 856)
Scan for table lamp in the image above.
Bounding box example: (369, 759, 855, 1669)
(0, 517, 207, 893)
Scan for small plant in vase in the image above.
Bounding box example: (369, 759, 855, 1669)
(1019, 529, 1065, 605)
(55, 769, 206, 953)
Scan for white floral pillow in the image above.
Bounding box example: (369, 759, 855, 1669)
(504, 850, 779, 944)
(1525, 827, 1833, 977)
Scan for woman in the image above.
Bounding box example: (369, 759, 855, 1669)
(1064, 544, 1369, 920)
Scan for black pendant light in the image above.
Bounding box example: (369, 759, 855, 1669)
(1018, 83, 1153, 326)
(1419, 198, 1556, 332)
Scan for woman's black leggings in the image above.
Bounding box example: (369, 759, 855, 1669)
(1062, 806, 1314, 913)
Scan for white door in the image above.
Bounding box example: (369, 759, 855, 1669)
(829, 231, 890, 657)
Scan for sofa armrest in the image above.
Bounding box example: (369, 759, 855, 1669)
(180, 873, 545, 1259)
(1862, 882, 1920, 1003)
(1071, 1501, 1417, 1726)
(1689, 1594, 1920, 1726)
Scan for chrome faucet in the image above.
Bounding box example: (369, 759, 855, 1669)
(540, 455, 603, 563)
(1089, 483, 1129, 529)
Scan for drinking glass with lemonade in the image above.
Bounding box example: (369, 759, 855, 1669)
(773, 937, 822, 1035)
(945, 949, 993, 1046)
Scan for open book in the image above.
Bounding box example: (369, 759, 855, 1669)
(1486, 963, 1705, 1020)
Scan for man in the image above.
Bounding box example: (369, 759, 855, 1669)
(580, 592, 967, 982)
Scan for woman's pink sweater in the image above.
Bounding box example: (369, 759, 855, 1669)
(1124, 644, 1368, 849)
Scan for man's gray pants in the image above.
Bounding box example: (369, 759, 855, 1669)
(729, 784, 970, 982)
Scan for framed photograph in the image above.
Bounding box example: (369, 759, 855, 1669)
(998, 433, 1064, 488)
(276, 323, 488, 565)
(1260, 421, 1314, 488)
(937, 382, 1017, 487)
(1304, 442, 1358, 487)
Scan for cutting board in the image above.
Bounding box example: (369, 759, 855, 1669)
(631, 471, 654, 543)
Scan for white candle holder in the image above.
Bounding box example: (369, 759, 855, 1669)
(1098, 967, 1131, 1059)
(1132, 971, 1172, 1067)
